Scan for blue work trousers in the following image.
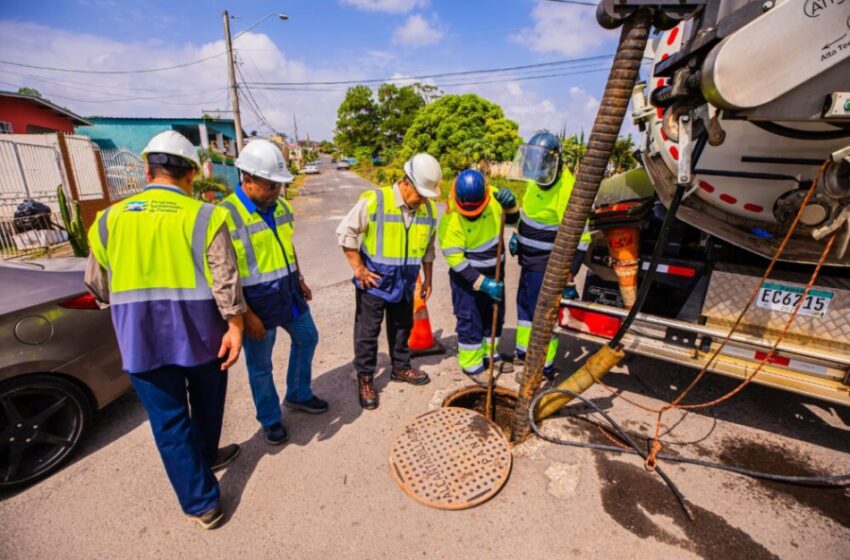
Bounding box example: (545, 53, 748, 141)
(450, 271, 505, 375)
(129, 359, 226, 516)
(242, 310, 319, 428)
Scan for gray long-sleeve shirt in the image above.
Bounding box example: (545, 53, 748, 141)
(335, 182, 436, 262)
(84, 223, 246, 320)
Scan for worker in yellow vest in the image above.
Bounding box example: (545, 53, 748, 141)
(220, 139, 328, 447)
(508, 131, 592, 380)
(438, 169, 518, 384)
(336, 153, 440, 409)
(85, 130, 245, 530)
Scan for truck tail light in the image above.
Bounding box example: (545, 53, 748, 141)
(59, 293, 100, 310)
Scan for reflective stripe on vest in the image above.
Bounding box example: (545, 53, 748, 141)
(101, 203, 215, 304)
(438, 192, 503, 274)
(220, 198, 297, 287)
(361, 187, 436, 266)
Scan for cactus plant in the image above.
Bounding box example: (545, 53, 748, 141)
(57, 185, 89, 257)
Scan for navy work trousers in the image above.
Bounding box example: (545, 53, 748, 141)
(450, 270, 505, 375)
(129, 359, 226, 516)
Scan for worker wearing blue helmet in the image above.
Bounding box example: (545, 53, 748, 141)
(508, 131, 592, 380)
(438, 169, 519, 384)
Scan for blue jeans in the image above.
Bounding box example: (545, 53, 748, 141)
(242, 310, 319, 428)
(129, 360, 226, 516)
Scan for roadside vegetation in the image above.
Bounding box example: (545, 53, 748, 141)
(333, 82, 638, 200)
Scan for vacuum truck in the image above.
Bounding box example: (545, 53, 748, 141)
(556, 0, 850, 406)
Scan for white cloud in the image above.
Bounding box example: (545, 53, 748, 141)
(511, 1, 613, 56)
(340, 0, 428, 14)
(0, 20, 364, 141)
(466, 80, 600, 140)
(391, 14, 444, 48)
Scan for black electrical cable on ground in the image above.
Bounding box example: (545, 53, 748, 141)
(529, 389, 850, 487)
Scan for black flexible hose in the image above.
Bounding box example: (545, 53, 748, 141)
(529, 388, 850, 487)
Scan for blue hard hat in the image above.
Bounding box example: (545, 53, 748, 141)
(453, 169, 488, 217)
(528, 130, 562, 154)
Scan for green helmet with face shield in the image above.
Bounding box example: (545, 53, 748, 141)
(508, 130, 562, 189)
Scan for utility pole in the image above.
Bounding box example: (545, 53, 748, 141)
(292, 114, 299, 146)
(222, 10, 244, 155)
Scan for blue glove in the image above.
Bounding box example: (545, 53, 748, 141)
(494, 187, 516, 209)
(509, 232, 519, 256)
(480, 277, 504, 302)
(562, 284, 579, 300)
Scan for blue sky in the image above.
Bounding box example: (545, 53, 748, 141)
(0, 0, 638, 142)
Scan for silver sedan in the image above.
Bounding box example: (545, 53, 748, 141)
(0, 258, 129, 490)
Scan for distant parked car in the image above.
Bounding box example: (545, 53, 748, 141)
(0, 258, 129, 490)
(336, 161, 350, 170)
(303, 164, 319, 175)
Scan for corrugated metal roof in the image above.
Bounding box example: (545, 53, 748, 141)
(0, 91, 93, 126)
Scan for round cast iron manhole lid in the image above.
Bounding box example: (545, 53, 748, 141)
(388, 407, 512, 510)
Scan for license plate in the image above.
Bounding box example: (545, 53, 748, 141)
(756, 282, 833, 318)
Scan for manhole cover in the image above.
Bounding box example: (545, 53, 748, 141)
(388, 407, 512, 510)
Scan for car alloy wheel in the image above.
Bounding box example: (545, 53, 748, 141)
(0, 375, 91, 490)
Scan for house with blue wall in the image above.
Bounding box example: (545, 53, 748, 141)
(75, 117, 242, 188)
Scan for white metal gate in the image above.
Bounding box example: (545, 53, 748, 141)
(0, 139, 67, 217)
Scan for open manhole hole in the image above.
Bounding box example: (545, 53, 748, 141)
(442, 385, 519, 441)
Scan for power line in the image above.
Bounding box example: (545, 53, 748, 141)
(235, 65, 276, 134)
(1, 68, 219, 96)
(0, 70, 224, 100)
(0, 78, 229, 106)
(245, 54, 615, 87)
(0, 50, 227, 75)
(541, 0, 598, 6)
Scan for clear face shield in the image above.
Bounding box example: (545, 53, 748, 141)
(507, 144, 560, 187)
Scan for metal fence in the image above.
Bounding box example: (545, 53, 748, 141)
(0, 212, 67, 259)
(101, 147, 145, 200)
(0, 139, 67, 217)
(65, 134, 104, 201)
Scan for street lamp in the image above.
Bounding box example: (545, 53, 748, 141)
(222, 11, 289, 155)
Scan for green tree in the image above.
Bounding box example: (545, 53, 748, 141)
(411, 82, 443, 104)
(17, 86, 42, 98)
(562, 132, 587, 175)
(334, 85, 379, 155)
(399, 93, 520, 174)
(609, 134, 637, 175)
(376, 83, 425, 160)
(319, 140, 335, 153)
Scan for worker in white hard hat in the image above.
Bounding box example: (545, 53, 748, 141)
(336, 152, 441, 409)
(220, 139, 329, 446)
(85, 129, 246, 530)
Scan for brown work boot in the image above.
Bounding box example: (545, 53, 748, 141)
(390, 367, 430, 385)
(358, 374, 378, 410)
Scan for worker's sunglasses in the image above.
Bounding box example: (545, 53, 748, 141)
(252, 177, 283, 191)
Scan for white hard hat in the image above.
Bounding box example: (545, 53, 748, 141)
(141, 130, 201, 170)
(235, 139, 293, 183)
(403, 153, 442, 198)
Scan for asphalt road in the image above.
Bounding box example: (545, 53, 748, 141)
(1, 162, 848, 559)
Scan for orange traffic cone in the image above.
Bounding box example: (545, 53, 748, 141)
(408, 275, 445, 357)
(603, 226, 641, 309)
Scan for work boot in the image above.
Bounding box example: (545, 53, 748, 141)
(211, 444, 240, 472)
(358, 375, 378, 410)
(390, 367, 430, 385)
(262, 422, 289, 446)
(513, 366, 556, 385)
(185, 506, 224, 530)
(463, 370, 488, 387)
(284, 396, 330, 414)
